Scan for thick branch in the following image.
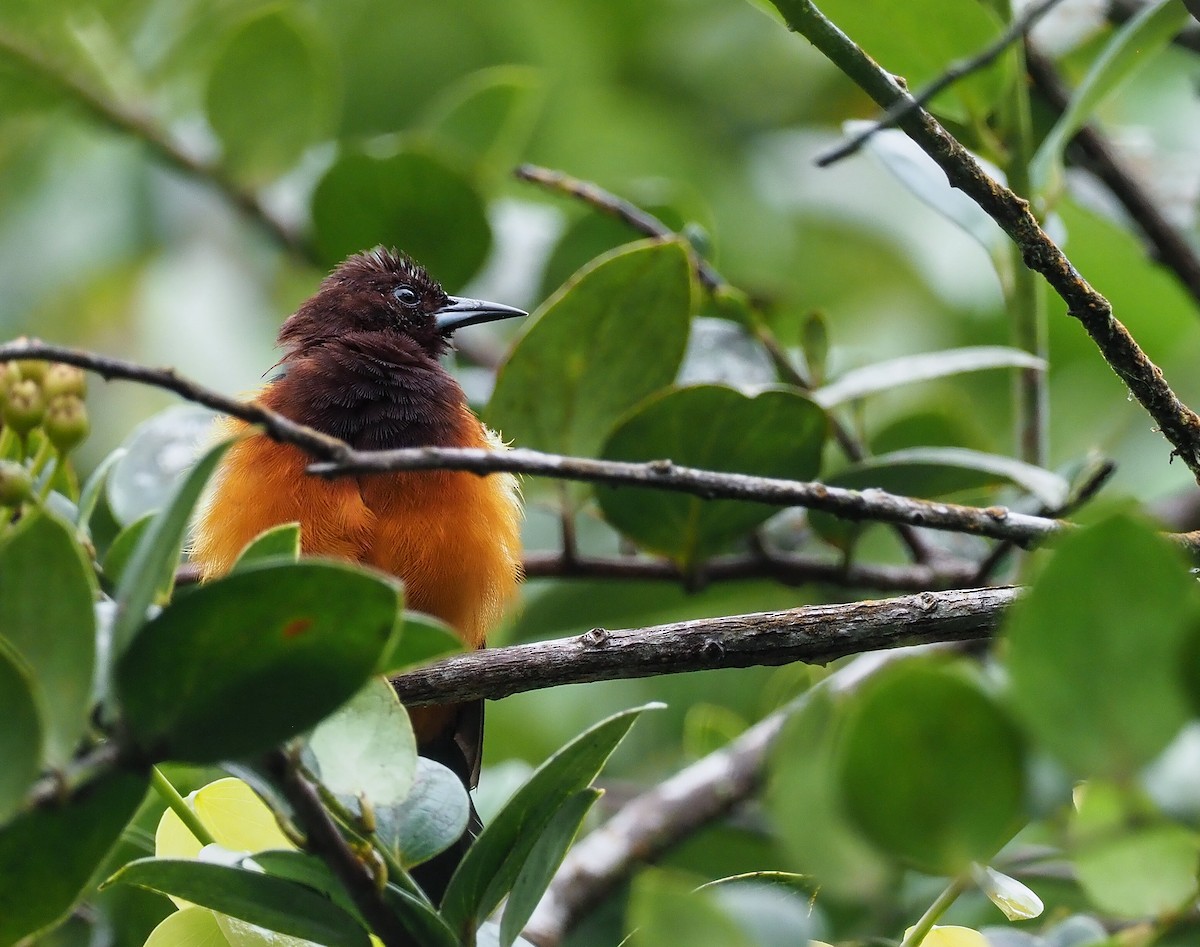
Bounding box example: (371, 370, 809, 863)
(390, 586, 1017, 705)
(0, 339, 1070, 545)
(777, 0, 1200, 483)
(0, 30, 310, 259)
(1026, 48, 1200, 309)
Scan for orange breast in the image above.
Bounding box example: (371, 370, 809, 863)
(190, 408, 522, 650)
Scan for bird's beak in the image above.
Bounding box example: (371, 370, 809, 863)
(435, 296, 527, 334)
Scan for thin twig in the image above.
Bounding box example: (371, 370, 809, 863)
(263, 749, 414, 947)
(0, 339, 1072, 545)
(1026, 47, 1200, 309)
(816, 0, 1069, 166)
(0, 30, 311, 259)
(778, 0, 1200, 484)
(390, 586, 1017, 705)
(524, 548, 979, 592)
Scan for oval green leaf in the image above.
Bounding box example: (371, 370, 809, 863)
(488, 239, 694, 460)
(205, 11, 334, 181)
(376, 757, 470, 868)
(0, 769, 149, 946)
(311, 148, 491, 289)
(0, 641, 42, 823)
(116, 560, 399, 763)
(596, 385, 826, 564)
(106, 858, 369, 947)
(837, 662, 1025, 874)
(1006, 514, 1198, 778)
(1074, 824, 1199, 918)
(233, 522, 302, 570)
(0, 510, 94, 768)
(305, 677, 417, 809)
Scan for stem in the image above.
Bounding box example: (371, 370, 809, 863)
(994, 3, 1048, 466)
(36, 453, 61, 503)
(898, 874, 970, 947)
(150, 765, 217, 847)
(0, 427, 15, 459)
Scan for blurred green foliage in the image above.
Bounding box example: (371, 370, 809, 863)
(2, 0, 1200, 945)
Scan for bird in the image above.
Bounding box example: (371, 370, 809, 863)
(189, 247, 525, 898)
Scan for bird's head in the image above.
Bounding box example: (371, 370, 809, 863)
(278, 247, 526, 360)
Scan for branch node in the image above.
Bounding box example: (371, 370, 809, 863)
(581, 627, 611, 647)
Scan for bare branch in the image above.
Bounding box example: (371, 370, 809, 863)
(817, 0, 1069, 166)
(390, 586, 1016, 705)
(779, 1, 1200, 484)
(0, 339, 1070, 545)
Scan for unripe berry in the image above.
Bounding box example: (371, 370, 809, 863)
(42, 363, 86, 400)
(43, 395, 89, 454)
(0, 460, 32, 505)
(13, 358, 47, 384)
(3, 379, 46, 438)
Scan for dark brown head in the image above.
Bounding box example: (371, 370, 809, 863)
(265, 248, 525, 450)
(278, 247, 525, 362)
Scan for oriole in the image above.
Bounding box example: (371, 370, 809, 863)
(190, 247, 525, 895)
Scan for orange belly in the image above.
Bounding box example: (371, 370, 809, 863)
(190, 414, 522, 651)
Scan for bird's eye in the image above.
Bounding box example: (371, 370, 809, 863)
(393, 285, 419, 306)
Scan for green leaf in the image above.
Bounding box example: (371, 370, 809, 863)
(1032, 0, 1190, 198)
(783, 0, 1010, 122)
(488, 239, 694, 461)
(500, 788, 600, 947)
(596, 385, 826, 564)
(378, 757, 471, 868)
(0, 769, 148, 946)
(378, 611, 464, 677)
(813, 346, 1045, 408)
(232, 522, 301, 570)
(143, 906, 229, 947)
(1074, 825, 1199, 918)
(105, 859, 370, 947)
(0, 640, 42, 823)
(106, 406, 217, 528)
(102, 513, 163, 594)
(311, 148, 491, 289)
(833, 447, 1068, 507)
(381, 884, 459, 947)
(0, 511, 95, 768)
(440, 703, 661, 935)
(251, 850, 362, 923)
(628, 868, 756, 947)
(116, 561, 399, 763)
(205, 11, 335, 181)
(837, 662, 1025, 874)
(423, 65, 543, 182)
(110, 438, 234, 660)
(305, 677, 417, 809)
(76, 446, 125, 539)
(1006, 514, 1198, 778)
(857, 129, 1007, 253)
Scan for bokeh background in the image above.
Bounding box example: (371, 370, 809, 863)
(3, 0, 1200, 943)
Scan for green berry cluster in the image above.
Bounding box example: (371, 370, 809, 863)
(0, 349, 90, 510)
